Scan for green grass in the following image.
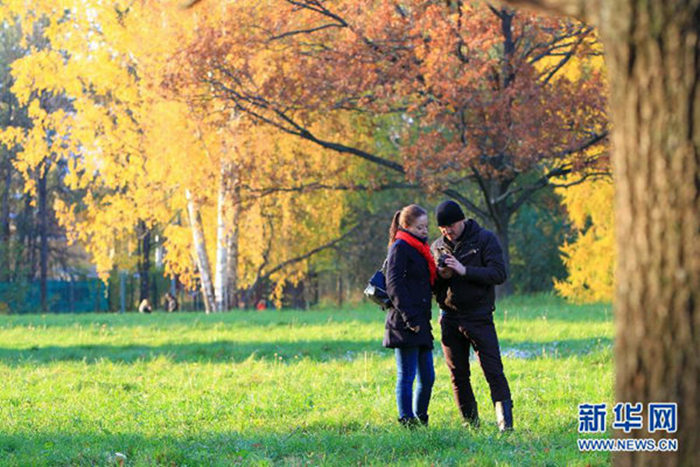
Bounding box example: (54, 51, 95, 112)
(0, 295, 614, 466)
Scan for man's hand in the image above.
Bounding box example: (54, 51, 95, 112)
(443, 254, 467, 276)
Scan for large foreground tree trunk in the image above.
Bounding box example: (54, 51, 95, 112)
(505, 0, 699, 465)
(603, 2, 699, 464)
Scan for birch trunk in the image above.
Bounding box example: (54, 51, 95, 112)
(213, 163, 229, 312)
(185, 189, 216, 314)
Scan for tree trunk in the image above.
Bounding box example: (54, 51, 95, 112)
(601, 2, 699, 464)
(504, 1, 700, 464)
(137, 220, 151, 302)
(481, 178, 515, 297)
(37, 163, 48, 313)
(226, 185, 240, 309)
(185, 189, 216, 313)
(0, 150, 12, 282)
(337, 274, 344, 308)
(214, 165, 229, 312)
(493, 222, 514, 298)
(17, 193, 32, 282)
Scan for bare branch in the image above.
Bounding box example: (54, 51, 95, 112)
(549, 171, 610, 188)
(269, 23, 346, 41)
(500, 131, 609, 210)
(240, 181, 418, 198)
(498, 0, 601, 25)
(442, 186, 490, 222)
(259, 224, 361, 282)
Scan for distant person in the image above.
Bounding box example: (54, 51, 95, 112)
(383, 204, 436, 427)
(431, 200, 512, 431)
(163, 292, 179, 312)
(138, 299, 152, 314)
(255, 299, 267, 311)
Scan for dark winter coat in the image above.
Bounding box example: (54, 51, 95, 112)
(383, 235, 434, 349)
(431, 219, 507, 318)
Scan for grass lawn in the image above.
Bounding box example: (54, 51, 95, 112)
(0, 295, 614, 466)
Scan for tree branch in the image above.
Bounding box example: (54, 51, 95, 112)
(269, 23, 346, 41)
(259, 224, 360, 282)
(282, 0, 349, 27)
(208, 75, 408, 174)
(441, 187, 490, 222)
(499, 0, 601, 25)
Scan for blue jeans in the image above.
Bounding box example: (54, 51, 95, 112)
(394, 347, 435, 420)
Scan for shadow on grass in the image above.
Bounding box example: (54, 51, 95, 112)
(0, 336, 612, 366)
(0, 339, 383, 366)
(0, 422, 609, 466)
(0, 309, 380, 330)
(0, 297, 613, 329)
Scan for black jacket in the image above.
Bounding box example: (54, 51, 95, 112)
(383, 235, 434, 349)
(431, 219, 506, 318)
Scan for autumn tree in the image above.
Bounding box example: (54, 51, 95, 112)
(0, 9, 81, 311)
(2, 1, 360, 312)
(186, 0, 609, 294)
(555, 176, 614, 302)
(501, 0, 698, 465)
(0, 18, 30, 283)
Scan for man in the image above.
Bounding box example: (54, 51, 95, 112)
(431, 200, 513, 431)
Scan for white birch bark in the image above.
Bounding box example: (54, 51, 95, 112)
(185, 188, 216, 314)
(213, 162, 229, 312)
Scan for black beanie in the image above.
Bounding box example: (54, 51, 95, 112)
(436, 200, 465, 227)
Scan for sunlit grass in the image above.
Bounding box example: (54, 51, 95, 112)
(0, 295, 613, 465)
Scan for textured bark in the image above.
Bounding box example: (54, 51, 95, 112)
(503, 1, 699, 465)
(185, 189, 216, 314)
(601, 2, 699, 464)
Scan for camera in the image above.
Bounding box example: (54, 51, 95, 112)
(437, 247, 449, 268)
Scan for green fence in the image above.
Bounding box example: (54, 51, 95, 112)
(0, 280, 108, 314)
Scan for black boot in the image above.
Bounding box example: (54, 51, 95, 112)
(398, 417, 419, 429)
(495, 399, 513, 432)
(461, 402, 480, 428)
(418, 414, 429, 427)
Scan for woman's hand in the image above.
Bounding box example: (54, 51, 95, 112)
(408, 324, 421, 333)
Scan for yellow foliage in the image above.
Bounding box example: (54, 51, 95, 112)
(1, 1, 354, 301)
(555, 177, 615, 303)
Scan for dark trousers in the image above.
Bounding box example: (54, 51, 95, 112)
(440, 312, 511, 420)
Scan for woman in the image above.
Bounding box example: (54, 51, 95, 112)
(383, 204, 436, 427)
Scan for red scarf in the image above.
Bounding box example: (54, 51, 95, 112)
(395, 230, 437, 286)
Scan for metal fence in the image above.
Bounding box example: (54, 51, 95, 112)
(0, 280, 108, 314)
